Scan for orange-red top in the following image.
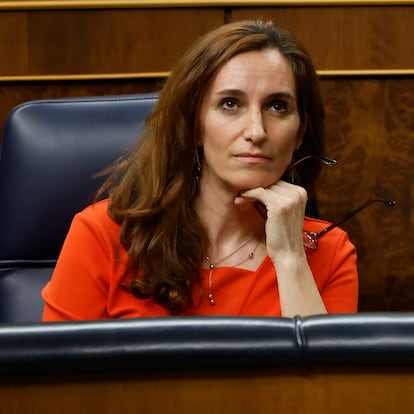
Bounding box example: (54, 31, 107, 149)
(42, 200, 358, 321)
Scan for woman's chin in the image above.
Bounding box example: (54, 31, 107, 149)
(234, 176, 280, 192)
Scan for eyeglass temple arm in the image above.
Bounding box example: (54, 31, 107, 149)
(286, 155, 338, 171)
(316, 199, 397, 238)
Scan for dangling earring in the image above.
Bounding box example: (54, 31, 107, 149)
(191, 147, 203, 196)
(195, 150, 202, 184)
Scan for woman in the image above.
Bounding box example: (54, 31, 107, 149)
(42, 20, 358, 321)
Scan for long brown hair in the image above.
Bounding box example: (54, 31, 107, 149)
(101, 20, 326, 313)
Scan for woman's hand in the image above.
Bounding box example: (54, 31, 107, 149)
(235, 180, 308, 261)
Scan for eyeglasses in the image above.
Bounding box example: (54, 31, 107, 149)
(254, 155, 397, 250)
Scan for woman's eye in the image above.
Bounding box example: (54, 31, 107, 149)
(221, 98, 239, 111)
(269, 100, 288, 112)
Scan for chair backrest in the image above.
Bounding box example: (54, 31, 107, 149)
(0, 93, 158, 323)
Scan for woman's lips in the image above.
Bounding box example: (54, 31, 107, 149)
(233, 153, 272, 163)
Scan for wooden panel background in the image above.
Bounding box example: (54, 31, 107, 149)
(0, 2, 413, 312)
(1, 366, 414, 413)
(318, 77, 414, 311)
(0, 8, 223, 76)
(231, 5, 414, 69)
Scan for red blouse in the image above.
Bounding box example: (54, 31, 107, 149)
(42, 199, 358, 321)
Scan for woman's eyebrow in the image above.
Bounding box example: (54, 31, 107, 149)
(266, 92, 296, 102)
(214, 89, 296, 101)
(214, 89, 246, 98)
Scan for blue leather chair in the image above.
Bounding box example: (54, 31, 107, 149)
(0, 93, 158, 322)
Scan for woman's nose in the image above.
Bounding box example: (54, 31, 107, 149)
(243, 110, 267, 142)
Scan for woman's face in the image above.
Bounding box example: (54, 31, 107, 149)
(198, 48, 303, 194)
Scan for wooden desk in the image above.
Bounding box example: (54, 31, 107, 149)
(1, 367, 414, 413)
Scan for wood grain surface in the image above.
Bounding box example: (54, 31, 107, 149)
(319, 77, 414, 311)
(1, 366, 414, 413)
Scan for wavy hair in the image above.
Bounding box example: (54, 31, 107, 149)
(100, 20, 326, 313)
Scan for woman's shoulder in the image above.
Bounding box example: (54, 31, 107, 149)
(75, 199, 120, 233)
(77, 198, 109, 219)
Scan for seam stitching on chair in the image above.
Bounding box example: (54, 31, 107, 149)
(294, 315, 307, 364)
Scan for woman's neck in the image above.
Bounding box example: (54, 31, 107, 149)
(195, 180, 265, 260)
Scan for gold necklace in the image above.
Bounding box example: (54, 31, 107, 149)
(204, 237, 260, 306)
